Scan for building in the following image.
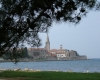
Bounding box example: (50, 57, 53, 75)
(45, 33, 50, 52)
(25, 33, 87, 60)
(49, 45, 69, 60)
(28, 48, 48, 60)
(44, 33, 87, 60)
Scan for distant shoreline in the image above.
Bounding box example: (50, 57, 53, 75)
(0, 59, 90, 63)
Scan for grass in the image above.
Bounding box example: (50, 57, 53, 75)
(0, 71, 100, 80)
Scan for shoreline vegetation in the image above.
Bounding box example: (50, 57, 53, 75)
(0, 71, 100, 80)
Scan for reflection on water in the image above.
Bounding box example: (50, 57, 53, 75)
(0, 59, 100, 72)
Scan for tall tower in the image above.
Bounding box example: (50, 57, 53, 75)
(45, 33, 50, 52)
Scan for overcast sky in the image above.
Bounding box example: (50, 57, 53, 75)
(38, 10, 100, 59)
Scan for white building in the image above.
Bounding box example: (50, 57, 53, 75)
(49, 45, 70, 59)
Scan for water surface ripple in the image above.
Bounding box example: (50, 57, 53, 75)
(0, 59, 100, 72)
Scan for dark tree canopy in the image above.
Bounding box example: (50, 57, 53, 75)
(0, 0, 100, 57)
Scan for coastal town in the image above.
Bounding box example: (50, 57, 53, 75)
(0, 34, 87, 61)
(28, 33, 87, 61)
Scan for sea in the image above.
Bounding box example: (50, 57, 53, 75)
(0, 59, 100, 72)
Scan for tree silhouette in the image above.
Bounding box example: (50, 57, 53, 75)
(0, 0, 99, 57)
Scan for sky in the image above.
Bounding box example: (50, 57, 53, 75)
(38, 10, 100, 59)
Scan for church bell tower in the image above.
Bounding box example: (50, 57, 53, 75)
(45, 33, 50, 52)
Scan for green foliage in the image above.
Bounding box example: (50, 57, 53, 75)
(0, 0, 100, 57)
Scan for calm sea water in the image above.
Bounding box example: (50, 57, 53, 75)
(0, 59, 100, 72)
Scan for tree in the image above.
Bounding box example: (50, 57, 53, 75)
(0, 0, 99, 58)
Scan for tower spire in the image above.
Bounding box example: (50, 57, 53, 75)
(46, 33, 49, 42)
(45, 33, 50, 52)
